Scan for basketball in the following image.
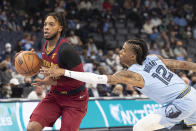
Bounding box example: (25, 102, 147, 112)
(15, 51, 42, 77)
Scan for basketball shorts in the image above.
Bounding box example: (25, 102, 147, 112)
(154, 87, 196, 128)
(29, 89, 89, 131)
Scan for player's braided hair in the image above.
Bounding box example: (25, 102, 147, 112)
(46, 12, 67, 37)
(126, 39, 148, 65)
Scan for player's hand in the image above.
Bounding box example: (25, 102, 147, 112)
(15, 50, 23, 58)
(40, 67, 65, 78)
(32, 76, 57, 86)
(30, 48, 35, 53)
(14, 49, 37, 66)
(40, 63, 65, 78)
(14, 51, 24, 66)
(15, 49, 35, 57)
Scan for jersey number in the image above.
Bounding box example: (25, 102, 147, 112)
(152, 65, 173, 85)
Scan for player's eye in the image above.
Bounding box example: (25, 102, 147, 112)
(49, 23, 54, 26)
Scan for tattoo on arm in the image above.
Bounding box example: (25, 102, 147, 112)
(164, 59, 196, 71)
(107, 70, 145, 88)
(154, 55, 196, 71)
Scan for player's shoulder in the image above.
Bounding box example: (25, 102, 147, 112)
(58, 38, 77, 54)
(146, 54, 163, 61)
(60, 38, 70, 45)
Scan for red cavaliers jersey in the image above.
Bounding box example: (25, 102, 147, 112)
(42, 37, 84, 91)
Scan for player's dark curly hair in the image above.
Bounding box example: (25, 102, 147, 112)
(126, 39, 148, 65)
(45, 12, 67, 37)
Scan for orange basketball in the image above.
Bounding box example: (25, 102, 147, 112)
(15, 51, 42, 77)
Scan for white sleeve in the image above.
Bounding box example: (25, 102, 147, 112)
(64, 70, 108, 84)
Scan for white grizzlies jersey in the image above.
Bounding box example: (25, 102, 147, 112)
(128, 55, 187, 104)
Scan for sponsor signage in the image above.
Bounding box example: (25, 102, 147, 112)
(0, 99, 160, 130)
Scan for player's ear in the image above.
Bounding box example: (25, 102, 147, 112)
(58, 26, 63, 32)
(130, 55, 136, 60)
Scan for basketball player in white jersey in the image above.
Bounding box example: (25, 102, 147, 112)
(38, 39, 196, 131)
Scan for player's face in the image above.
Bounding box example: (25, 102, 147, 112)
(119, 43, 136, 67)
(43, 16, 62, 40)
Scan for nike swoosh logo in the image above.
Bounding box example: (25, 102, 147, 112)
(79, 95, 85, 99)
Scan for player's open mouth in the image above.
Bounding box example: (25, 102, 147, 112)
(44, 32, 49, 35)
(44, 32, 50, 37)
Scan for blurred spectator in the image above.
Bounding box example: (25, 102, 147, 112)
(105, 50, 115, 69)
(92, 0, 103, 11)
(86, 82, 99, 97)
(102, 20, 109, 33)
(14, 40, 23, 53)
(0, 56, 12, 85)
(161, 42, 175, 59)
(100, 62, 113, 74)
(97, 84, 111, 96)
(96, 49, 105, 62)
(143, 18, 153, 34)
(79, 0, 92, 10)
(90, 51, 97, 60)
(151, 15, 162, 27)
(102, 0, 112, 11)
(113, 48, 122, 72)
(68, 19, 81, 30)
(111, 84, 124, 97)
(87, 37, 98, 56)
(7, 12, 21, 31)
(11, 71, 25, 84)
(67, 29, 83, 47)
(95, 65, 111, 96)
(22, 77, 34, 98)
(21, 33, 33, 51)
(159, 20, 169, 43)
(173, 13, 187, 27)
(126, 85, 140, 97)
(0, 83, 9, 98)
(0, 10, 7, 21)
(148, 42, 161, 55)
(80, 49, 88, 63)
(27, 85, 46, 99)
(55, 0, 66, 13)
(0, 43, 13, 62)
(173, 41, 187, 60)
(149, 27, 161, 41)
(183, 26, 192, 39)
(83, 59, 93, 72)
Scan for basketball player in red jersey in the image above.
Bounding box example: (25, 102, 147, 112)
(27, 12, 88, 131)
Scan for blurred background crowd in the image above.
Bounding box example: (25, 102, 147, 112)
(1, 0, 196, 99)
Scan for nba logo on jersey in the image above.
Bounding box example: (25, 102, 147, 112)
(165, 104, 182, 118)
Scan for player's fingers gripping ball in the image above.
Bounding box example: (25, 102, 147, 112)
(15, 51, 42, 77)
(40, 65, 61, 79)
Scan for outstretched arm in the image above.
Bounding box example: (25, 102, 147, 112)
(107, 70, 144, 87)
(156, 55, 196, 71)
(41, 67, 145, 88)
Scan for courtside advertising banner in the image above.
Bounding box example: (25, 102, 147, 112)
(0, 99, 160, 130)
